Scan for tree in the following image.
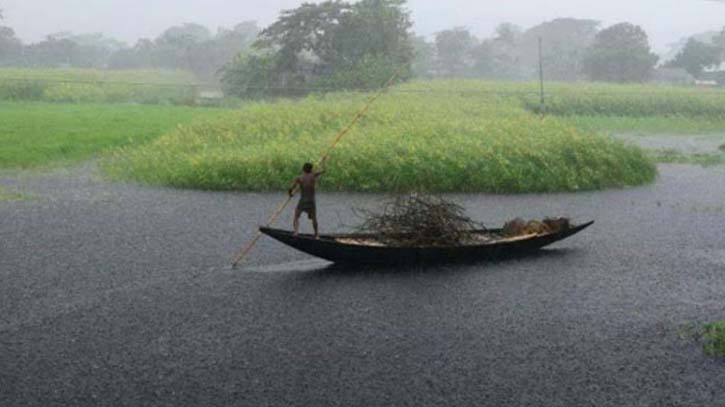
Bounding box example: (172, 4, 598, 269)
(582, 23, 658, 82)
(495, 23, 522, 46)
(47, 32, 124, 68)
(213, 22, 259, 62)
(715, 27, 725, 60)
(666, 38, 721, 78)
(315, 0, 414, 88)
(434, 28, 475, 77)
(475, 23, 524, 80)
(469, 40, 496, 77)
(520, 18, 600, 81)
(254, 1, 348, 80)
(157, 23, 212, 47)
(223, 0, 414, 97)
(152, 23, 212, 72)
(0, 6, 23, 66)
(428, 23, 525, 80)
(191, 22, 260, 79)
(23, 36, 80, 67)
(220, 52, 280, 98)
(108, 38, 155, 69)
(411, 35, 434, 77)
(107, 21, 259, 79)
(0, 25, 23, 65)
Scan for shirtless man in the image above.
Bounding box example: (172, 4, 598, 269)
(288, 162, 325, 238)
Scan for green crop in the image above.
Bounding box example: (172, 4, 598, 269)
(0, 102, 231, 168)
(703, 322, 725, 358)
(0, 68, 199, 105)
(522, 82, 725, 118)
(105, 80, 657, 193)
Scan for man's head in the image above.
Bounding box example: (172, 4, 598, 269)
(303, 163, 314, 173)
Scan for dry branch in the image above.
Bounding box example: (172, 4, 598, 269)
(355, 194, 485, 247)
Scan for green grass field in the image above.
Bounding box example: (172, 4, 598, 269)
(0, 102, 231, 168)
(416, 80, 725, 134)
(563, 115, 725, 135)
(525, 83, 725, 118)
(382, 79, 725, 134)
(104, 81, 657, 193)
(6, 77, 725, 193)
(649, 150, 725, 166)
(0, 68, 200, 105)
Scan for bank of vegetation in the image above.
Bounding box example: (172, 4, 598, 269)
(703, 322, 725, 358)
(525, 83, 725, 118)
(0, 69, 199, 104)
(104, 81, 656, 193)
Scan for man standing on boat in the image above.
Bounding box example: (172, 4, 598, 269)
(289, 162, 325, 238)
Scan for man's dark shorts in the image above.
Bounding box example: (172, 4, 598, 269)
(296, 201, 316, 219)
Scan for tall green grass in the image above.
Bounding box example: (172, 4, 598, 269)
(0, 69, 200, 104)
(0, 102, 232, 168)
(525, 85, 725, 118)
(407, 79, 725, 133)
(521, 81, 725, 134)
(561, 115, 725, 135)
(105, 81, 656, 193)
(703, 322, 725, 358)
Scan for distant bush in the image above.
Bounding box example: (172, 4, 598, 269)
(43, 83, 107, 103)
(0, 80, 45, 100)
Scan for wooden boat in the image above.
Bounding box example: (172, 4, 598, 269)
(259, 221, 594, 265)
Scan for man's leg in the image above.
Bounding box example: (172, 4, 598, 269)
(310, 209, 319, 238)
(293, 209, 301, 236)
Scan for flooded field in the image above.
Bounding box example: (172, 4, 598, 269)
(2, 161, 725, 406)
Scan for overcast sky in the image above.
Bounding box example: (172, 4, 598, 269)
(2, 0, 724, 52)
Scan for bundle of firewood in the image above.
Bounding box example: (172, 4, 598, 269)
(356, 194, 484, 247)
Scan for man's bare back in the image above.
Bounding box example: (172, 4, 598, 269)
(289, 162, 325, 237)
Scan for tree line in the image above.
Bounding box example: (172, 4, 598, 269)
(418, 20, 725, 83)
(0, 16, 259, 81)
(220, 2, 725, 97)
(1, 1, 724, 98)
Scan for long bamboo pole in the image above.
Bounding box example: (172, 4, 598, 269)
(231, 68, 404, 268)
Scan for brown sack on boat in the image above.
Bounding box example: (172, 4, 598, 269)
(503, 217, 571, 237)
(544, 217, 571, 232)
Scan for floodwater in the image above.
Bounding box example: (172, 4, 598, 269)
(1, 161, 725, 406)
